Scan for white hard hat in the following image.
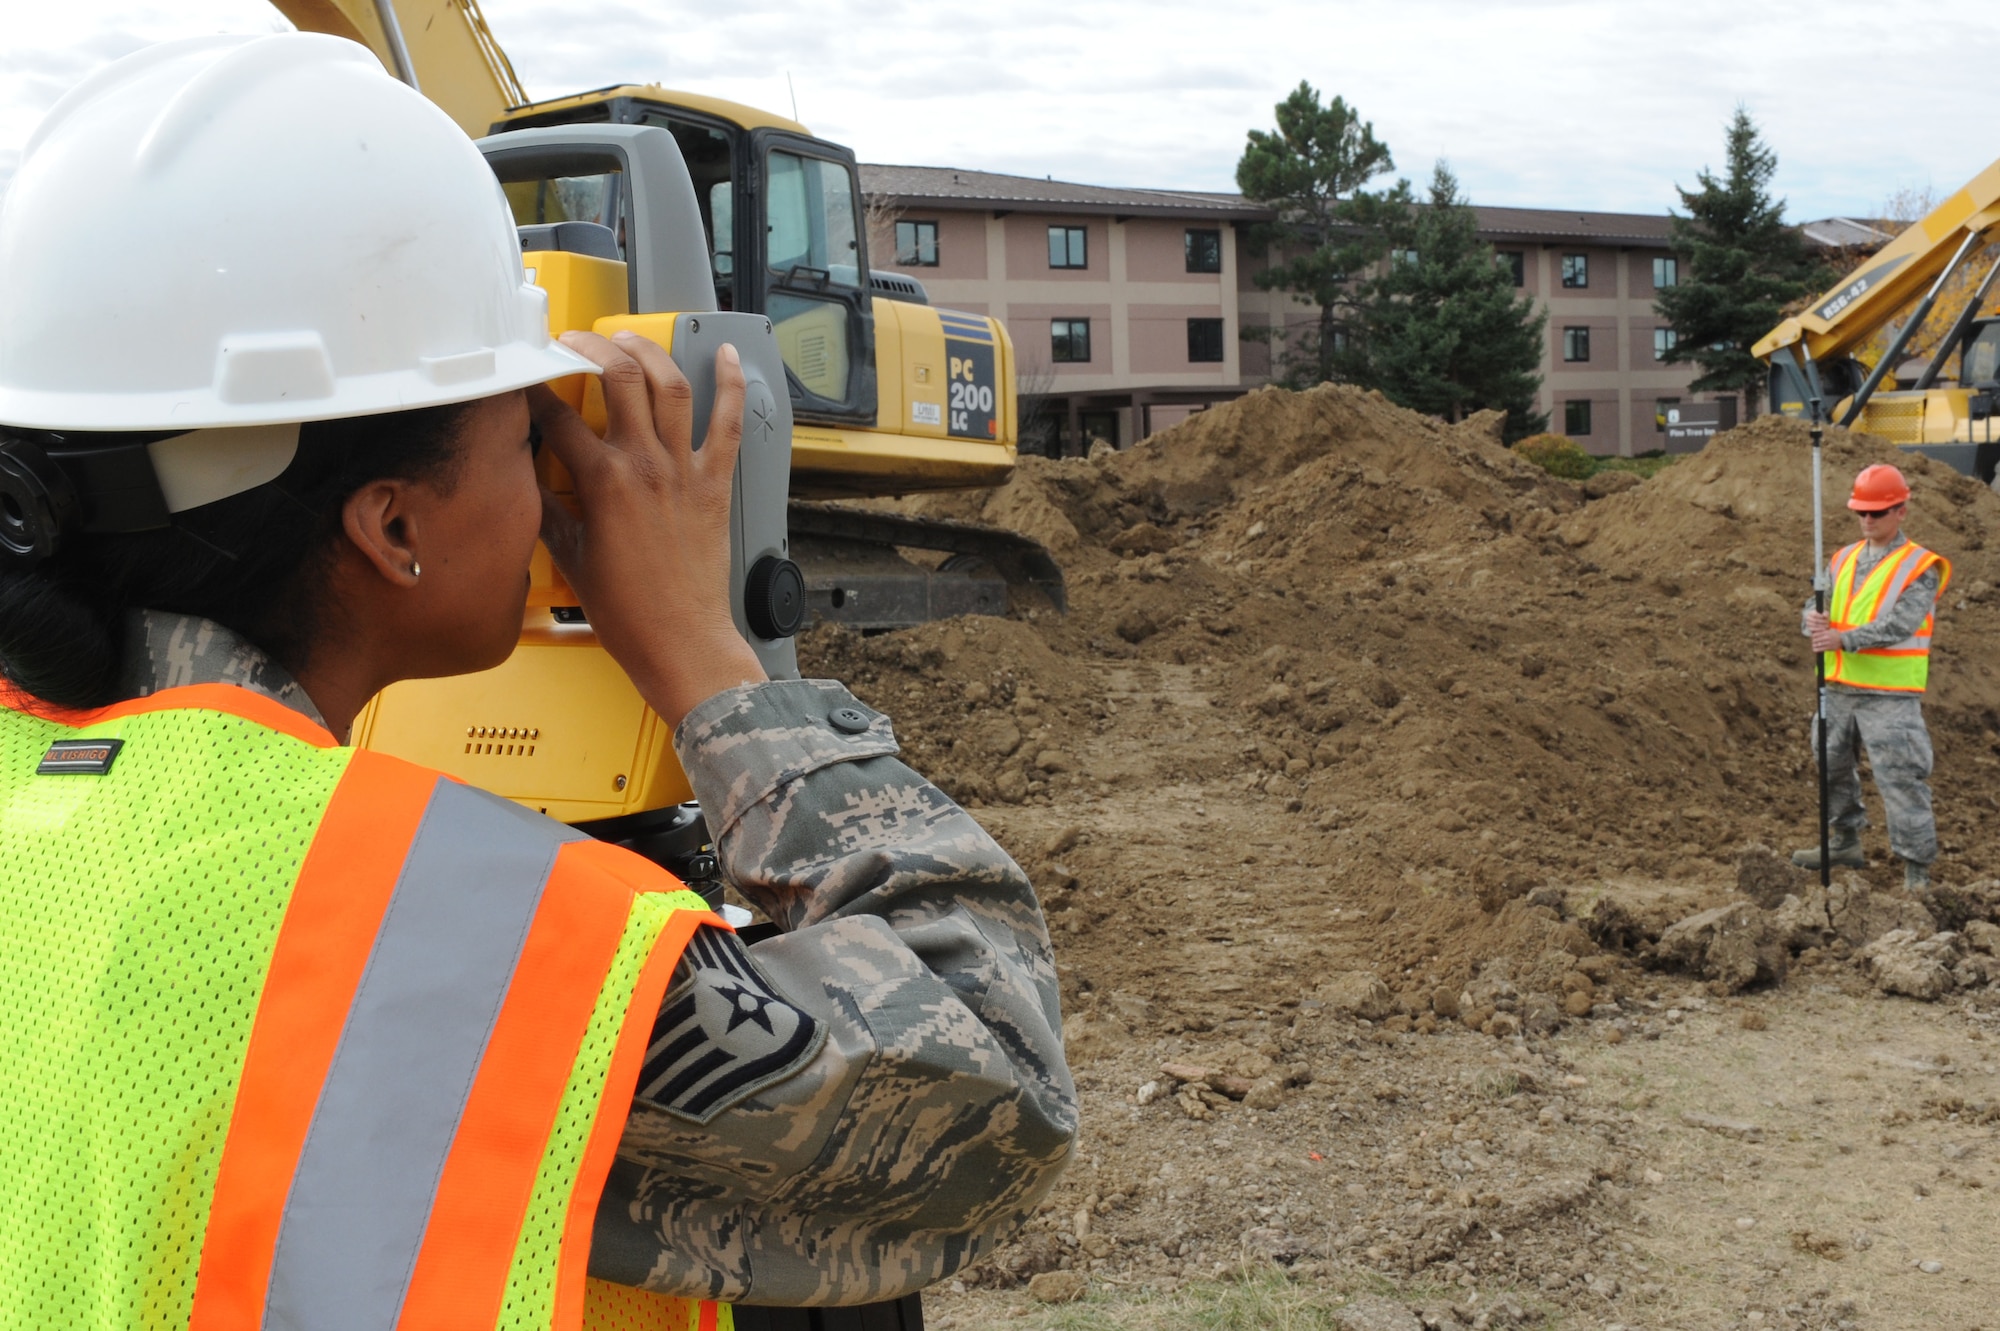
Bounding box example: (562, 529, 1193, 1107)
(0, 33, 595, 437)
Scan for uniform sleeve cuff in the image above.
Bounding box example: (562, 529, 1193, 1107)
(672, 679, 900, 838)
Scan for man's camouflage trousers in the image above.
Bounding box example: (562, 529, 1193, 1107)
(1815, 688, 1937, 866)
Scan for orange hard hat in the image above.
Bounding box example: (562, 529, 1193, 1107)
(1848, 464, 1911, 510)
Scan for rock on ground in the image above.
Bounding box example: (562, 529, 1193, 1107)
(1654, 902, 1787, 992)
(1334, 1294, 1423, 1331)
(1317, 970, 1394, 1020)
(1860, 928, 1962, 1000)
(1025, 1270, 1085, 1303)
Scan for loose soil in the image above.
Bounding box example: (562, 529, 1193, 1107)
(790, 384, 2000, 1329)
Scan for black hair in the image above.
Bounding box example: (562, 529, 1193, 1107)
(0, 402, 472, 709)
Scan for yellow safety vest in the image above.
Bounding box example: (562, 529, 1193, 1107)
(1824, 538, 1953, 693)
(0, 681, 731, 1331)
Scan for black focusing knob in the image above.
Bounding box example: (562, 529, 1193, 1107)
(744, 554, 806, 639)
(0, 439, 78, 565)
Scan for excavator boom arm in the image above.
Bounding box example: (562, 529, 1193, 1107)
(1755, 156, 2000, 366)
(266, 0, 525, 136)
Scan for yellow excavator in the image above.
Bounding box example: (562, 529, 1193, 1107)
(272, 0, 1058, 617)
(1757, 156, 2000, 479)
(265, 0, 1060, 833)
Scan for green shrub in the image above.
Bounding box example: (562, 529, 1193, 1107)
(1512, 432, 1594, 480)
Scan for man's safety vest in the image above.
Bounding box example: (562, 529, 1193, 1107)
(0, 683, 732, 1331)
(1824, 538, 1953, 693)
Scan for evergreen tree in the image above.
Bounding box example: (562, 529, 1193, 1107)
(1345, 164, 1547, 438)
(1655, 108, 1828, 416)
(1235, 82, 1405, 386)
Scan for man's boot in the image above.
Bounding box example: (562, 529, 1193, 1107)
(1905, 859, 1932, 895)
(1791, 827, 1865, 869)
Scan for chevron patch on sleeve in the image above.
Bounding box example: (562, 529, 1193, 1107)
(636, 925, 827, 1124)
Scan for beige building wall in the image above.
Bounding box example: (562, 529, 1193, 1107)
(1237, 230, 1722, 458)
(865, 171, 1752, 457)
(872, 193, 1249, 447)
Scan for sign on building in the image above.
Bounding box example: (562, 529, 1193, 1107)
(1663, 400, 1737, 453)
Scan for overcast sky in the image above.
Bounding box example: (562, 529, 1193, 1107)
(6, 0, 1998, 221)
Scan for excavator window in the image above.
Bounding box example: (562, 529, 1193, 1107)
(1963, 321, 2000, 387)
(630, 111, 737, 308)
(765, 150, 865, 410)
(766, 151, 860, 285)
(503, 172, 619, 235)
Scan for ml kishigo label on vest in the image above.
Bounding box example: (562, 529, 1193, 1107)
(37, 739, 124, 775)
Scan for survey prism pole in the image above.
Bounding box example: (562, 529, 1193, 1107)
(1811, 397, 1831, 887)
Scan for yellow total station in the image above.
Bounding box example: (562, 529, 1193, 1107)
(351, 125, 801, 827)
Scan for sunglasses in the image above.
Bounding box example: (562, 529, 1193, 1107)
(1855, 506, 1901, 519)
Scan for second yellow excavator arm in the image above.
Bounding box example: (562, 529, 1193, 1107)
(267, 0, 525, 137)
(1755, 156, 2000, 367)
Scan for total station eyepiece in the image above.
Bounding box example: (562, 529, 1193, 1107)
(0, 438, 80, 565)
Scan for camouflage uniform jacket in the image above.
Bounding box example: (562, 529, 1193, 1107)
(118, 610, 1077, 1306)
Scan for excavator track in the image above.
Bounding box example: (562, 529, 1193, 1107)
(787, 502, 1066, 631)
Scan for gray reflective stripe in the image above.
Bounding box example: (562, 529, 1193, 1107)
(1843, 545, 1936, 651)
(263, 777, 584, 1331)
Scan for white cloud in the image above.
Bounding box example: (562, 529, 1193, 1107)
(6, 0, 1998, 220)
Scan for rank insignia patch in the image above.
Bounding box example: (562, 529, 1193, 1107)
(637, 925, 825, 1123)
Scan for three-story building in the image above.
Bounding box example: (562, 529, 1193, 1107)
(867, 165, 1850, 456)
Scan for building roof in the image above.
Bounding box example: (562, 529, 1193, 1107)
(1467, 205, 1674, 245)
(1799, 216, 1898, 250)
(864, 163, 1868, 252)
(864, 164, 1683, 244)
(859, 164, 1270, 220)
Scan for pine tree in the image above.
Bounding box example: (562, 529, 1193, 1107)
(1235, 82, 1404, 386)
(1345, 164, 1547, 438)
(1655, 109, 1828, 416)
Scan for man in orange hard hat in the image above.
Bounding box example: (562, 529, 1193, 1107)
(1795, 463, 1952, 893)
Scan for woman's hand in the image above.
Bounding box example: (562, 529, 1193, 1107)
(532, 330, 767, 728)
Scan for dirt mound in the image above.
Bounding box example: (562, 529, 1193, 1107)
(797, 389, 2000, 1318)
(806, 391, 2000, 1013)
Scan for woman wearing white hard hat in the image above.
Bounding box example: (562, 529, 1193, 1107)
(0, 33, 1072, 1330)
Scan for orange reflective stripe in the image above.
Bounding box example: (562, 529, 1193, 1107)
(397, 838, 643, 1331)
(553, 840, 724, 1331)
(188, 750, 436, 1331)
(0, 681, 336, 748)
(1840, 543, 1915, 624)
(1905, 550, 1954, 601)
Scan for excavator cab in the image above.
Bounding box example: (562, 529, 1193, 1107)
(1960, 318, 2000, 391)
(495, 92, 878, 430)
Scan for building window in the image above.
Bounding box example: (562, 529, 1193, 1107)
(1561, 253, 1589, 288)
(1497, 250, 1525, 286)
(1185, 228, 1222, 273)
(1564, 400, 1592, 436)
(1391, 248, 1419, 269)
(1187, 317, 1224, 363)
(1048, 226, 1087, 269)
(894, 220, 938, 266)
(1563, 327, 1591, 362)
(1051, 318, 1091, 363)
(1655, 397, 1681, 432)
(1653, 327, 1678, 361)
(1653, 256, 1679, 288)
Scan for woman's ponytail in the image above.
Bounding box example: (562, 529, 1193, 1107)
(0, 562, 127, 708)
